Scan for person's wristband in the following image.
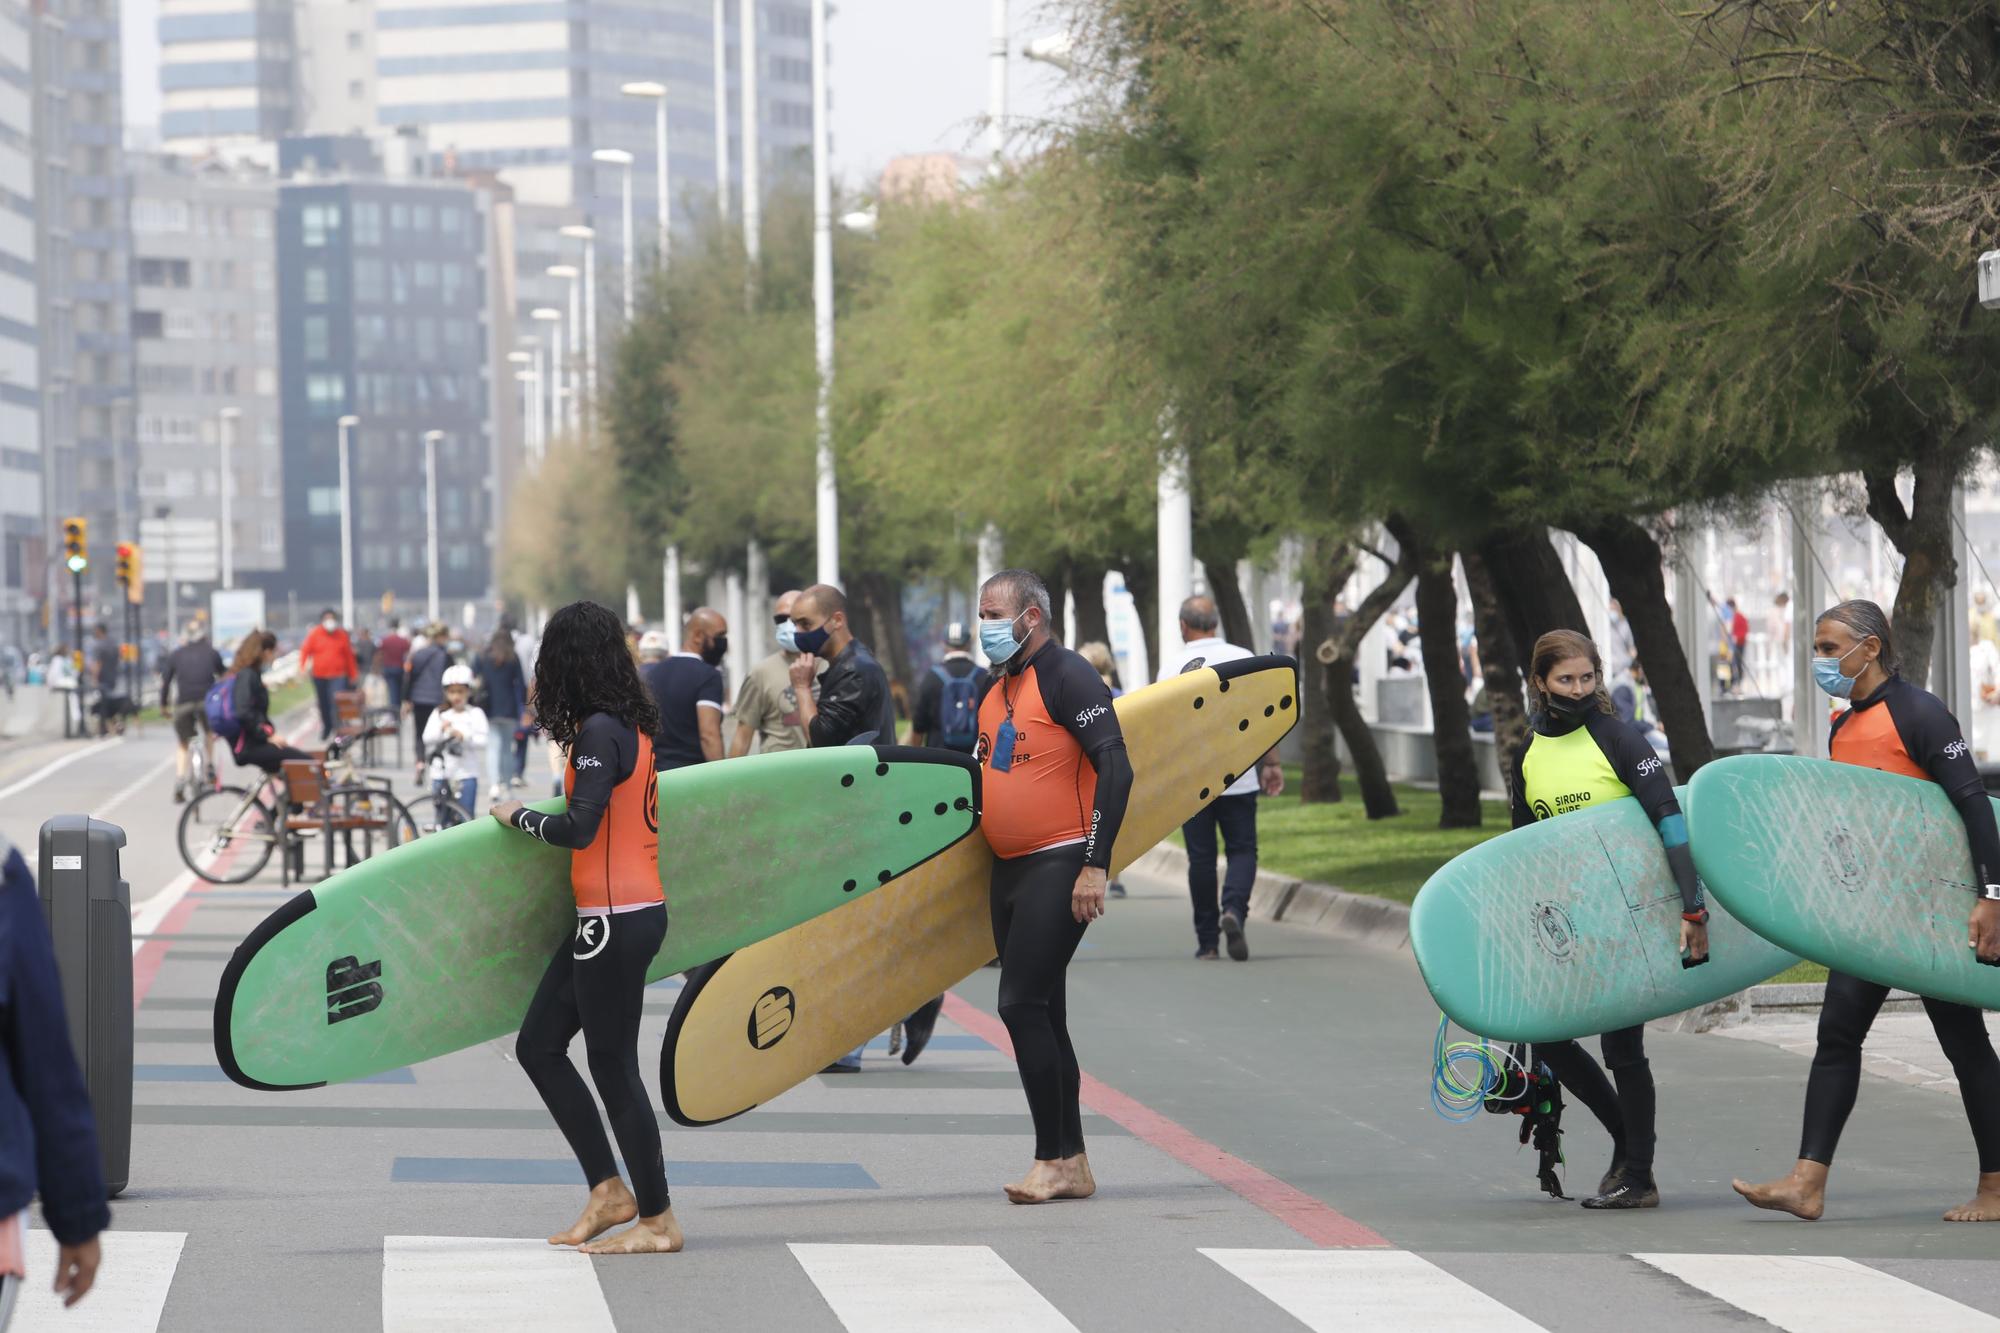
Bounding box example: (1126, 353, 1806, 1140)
(1980, 884, 2000, 903)
(1681, 907, 1709, 924)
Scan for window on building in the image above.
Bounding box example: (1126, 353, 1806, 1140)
(260, 518, 282, 551)
(354, 257, 384, 302)
(440, 208, 462, 235)
(306, 373, 346, 415)
(255, 312, 275, 344)
(301, 203, 342, 247)
(304, 266, 329, 303)
(414, 318, 437, 359)
(136, 257, 191, 287)
(413, 260, 437, 289)
(354, 201, 381, 246)
(356, 314, 387, 357)
(303, 315, 330, 361)
(132, 199, 189, 234)
(254, 260, 273, 292)
(411, 203, 433, 232)
(390, 202, 409, 230)
(348, 79, 365, 99)
(390, 263, 409, 303)
(307, 486, 342, 516)
(131, 309, 162, 338)
(164, 309, 200, 340)
(255, 368, 277, 397)
(440, 264, 463, 303)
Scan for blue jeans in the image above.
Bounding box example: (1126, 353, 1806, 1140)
(383, 670, 404, 712)
(434, 776, 477, 821)
(312, 676, 348, 738)
(1183, 793, 1259, 951)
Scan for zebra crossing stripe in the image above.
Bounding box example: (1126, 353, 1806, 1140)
(17, 1230, 185, 1332)
(1633, 1253, 2000, 1332)
(789, 1243, 1078, 1332)
(1201, 1248, 1545, 1333)
(381, 1236, 614, 1332)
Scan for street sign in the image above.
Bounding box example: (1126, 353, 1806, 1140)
(138, 518, 221, 584)
(210, 588, 267, 648)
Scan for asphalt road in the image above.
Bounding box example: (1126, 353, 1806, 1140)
(7, 718, 2000, 1331)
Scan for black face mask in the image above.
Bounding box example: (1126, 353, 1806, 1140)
(700, 634, 729, 666)
(1544, 691, 1596, 724)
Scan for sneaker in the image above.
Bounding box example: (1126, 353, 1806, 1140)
(1599, 1157, 1626, 1196)
(172, 778, 187, 805)
(1195, 948, 1220, 961)
(1220, 911, 1249, 961)
(1581, 1170, 1659, 1210)
(820, 1059, 862, 1075)
(901, 996, 944, 1066)
(1107, 880, 1127, 899)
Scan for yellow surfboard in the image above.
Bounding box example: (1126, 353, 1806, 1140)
(661, 654, 1301, 1125)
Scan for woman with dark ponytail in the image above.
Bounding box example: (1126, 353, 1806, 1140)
(1735, 600, 2000, 1224)
(1506, 629, 1709, 1209)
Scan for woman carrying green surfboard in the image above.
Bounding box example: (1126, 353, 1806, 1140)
(1506, 629, 1709, 1210)
(1734, 600, 2000, 1224)
(490, 601, 682, 1256)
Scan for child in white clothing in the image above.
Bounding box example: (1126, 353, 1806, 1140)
(422, 664, 489, 817)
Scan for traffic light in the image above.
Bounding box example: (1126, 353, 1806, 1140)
(115, 541, 135, 588)
(62, 516, 87, 573)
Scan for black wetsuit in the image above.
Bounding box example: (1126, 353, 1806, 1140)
(1508, 706, 1703, 1183)
(1801, 675, 2000, 1171)
(976, 639, 1133, 1160)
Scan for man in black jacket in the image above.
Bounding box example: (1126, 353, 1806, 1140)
(159, 624, 226, 803)
(787, 583, 897, 1073)
(788, 584, 895, 748)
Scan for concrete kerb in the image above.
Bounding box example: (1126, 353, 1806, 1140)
(1133, 843, 1878, 1030)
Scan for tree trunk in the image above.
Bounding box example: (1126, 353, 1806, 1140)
(1069, 556, 1112, 659)
(1572, 516, 1717, 777)
(851, 571, 912, 696)
(1865, 450, 1963, 691)
(1327, 538, 1418, 819)
(1462, 550, 1527, 799)
(1387, 517, 1481, 827)
(1196, 531, 1256, 651)
(1298, 539, 1352, 804)
(1477, 528, 1589, 686)
(1045, 563, 1069, 646)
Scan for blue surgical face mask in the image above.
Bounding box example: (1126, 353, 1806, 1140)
(775, 620, 798, 653)
(979, 609, 1029, 667)
(1812, 640, 1866, 699)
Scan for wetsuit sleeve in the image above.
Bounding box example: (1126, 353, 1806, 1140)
(808, 663, 871, 748)
(512, 714, 630, 849)
(3, 847, 111, 1244)
(1507, 735, 1534, 831)
(1888, 686, 2000, 887)
(1044, 652, 1131, 871)
(1590, 712, 1703, 913)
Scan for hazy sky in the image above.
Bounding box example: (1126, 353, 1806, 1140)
(121, 0, 1078, 186)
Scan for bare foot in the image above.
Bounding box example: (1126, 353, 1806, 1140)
(1944, 1172, 2000, 1222)
(1004, 1157, 1095, 1204)
(549, 1178, 639, 1246)
(1732, 1159, 1828, 1221)
(580, 1209, 684, 1254)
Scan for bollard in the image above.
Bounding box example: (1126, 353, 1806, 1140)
(36, 814, 133, 1197)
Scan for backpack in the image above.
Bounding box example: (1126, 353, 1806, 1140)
(204, 673, 242, 742)
(933, 664, 981, 752)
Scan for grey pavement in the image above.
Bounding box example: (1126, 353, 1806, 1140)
(7, 727, 2000, 1330)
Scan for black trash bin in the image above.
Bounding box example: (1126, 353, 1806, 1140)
(36, 814, 133, 1198)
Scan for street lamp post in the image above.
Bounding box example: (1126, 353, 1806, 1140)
(531, 308, 563, 440)
(507, 350, 537, 462)
(988, 0, 1008, 172)
(712, 0, 730, 221)
(422, 430, 442, 625)
(592, 148, 636, 323)
(558, 226, 597, 414)
(739, 0, 760, 279)
(157, 504, 176, 636)
(809, 0, 836, 585)
(621, 81, 671, 271)
(547, 264, 581, 434)
(217, 407, 239, 590)
(337, 414, 358, 628)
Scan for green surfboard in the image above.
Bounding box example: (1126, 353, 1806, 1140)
(1410, 787, 1796, 1042)
(1687, 753, 2000, 1010)
(214, 746, 979, 1090)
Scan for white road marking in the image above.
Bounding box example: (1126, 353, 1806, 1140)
(18, 1229, 186, 1332)
(1633, 1253, 2000, 1332)
(790, 1243, 1078, 1333)
(1201, 1248, 1545, 1333)
(0, 737, 121, 804)
(382, 1236, 614, 1332)
(97, 751, 178, 821)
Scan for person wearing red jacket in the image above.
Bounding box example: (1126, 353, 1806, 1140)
(298, 607, 359, 741)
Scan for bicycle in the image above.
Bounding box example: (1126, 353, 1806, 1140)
(176, 734, 418, 883)
(404, 736, 477, 837)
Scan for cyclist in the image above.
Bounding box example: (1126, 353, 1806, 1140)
(229, 631, 312, 778)
(159, 623, 225, 803)
(491, 601, 679, 1255)
(422, 664, 489, 817)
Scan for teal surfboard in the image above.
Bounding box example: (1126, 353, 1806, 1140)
(1410, 787, 1796, 1042)
(1688, 754, 2000, 1010)
(215, 746, 979, 1090)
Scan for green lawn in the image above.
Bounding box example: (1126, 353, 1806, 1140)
(1766, 959, 1830, 984)
(1179, 770, 1510, 905)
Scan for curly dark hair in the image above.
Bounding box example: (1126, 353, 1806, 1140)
(531, 600, 661, 750)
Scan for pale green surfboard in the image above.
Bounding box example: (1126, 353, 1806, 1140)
(1410, 786, 1796, 1042)
(1688, 754, 2000, 1010)
(215, 746, 979, 1090)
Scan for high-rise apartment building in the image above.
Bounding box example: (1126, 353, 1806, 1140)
(130, 153, 283, 616)
(0, 0, 36, 651)
(157, 0, 297, 151)
(274, 145, 498, 608)
(36, 0, 132, 628)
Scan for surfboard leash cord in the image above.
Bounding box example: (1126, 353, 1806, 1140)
(1431, 1014, 1571, 1199)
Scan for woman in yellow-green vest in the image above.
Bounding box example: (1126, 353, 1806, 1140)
(1506, 629, 1710, 1209)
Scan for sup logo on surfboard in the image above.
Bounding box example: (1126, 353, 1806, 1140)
(1531, 903, 1576, 961)
(749, 987, 795, 1050)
